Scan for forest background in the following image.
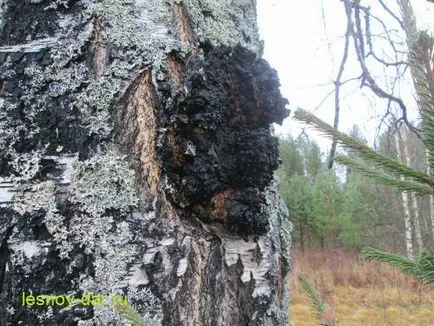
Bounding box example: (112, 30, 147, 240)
(277, 127, 428, 253)
(259, 1, 434, 325)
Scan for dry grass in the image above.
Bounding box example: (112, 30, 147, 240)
(289, 248, 434, 326)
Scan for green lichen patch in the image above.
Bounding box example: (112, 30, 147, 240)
(70, 148, 138, 215)
(13, 180, 57, 215)
(83, 0, 180, 66)
(174, 0, 262, 53)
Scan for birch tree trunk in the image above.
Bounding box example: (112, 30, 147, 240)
(394, 127, 414, 259)
(429, 187, 434, 242)
(424, 148, 434, 243)
(0, 1, 291, 325)
(410, 194, 424, 251)
(400, 128, 424, 252)
(399, 0, 434, 248)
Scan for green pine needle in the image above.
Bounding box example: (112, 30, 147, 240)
(298, 273, 326, 319)
(293, 108, 434, 188)
(362, 247, 434, 284)
(114, 301, 147, 326)
(336, 155, 433, 194)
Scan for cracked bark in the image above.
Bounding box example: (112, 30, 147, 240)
(0, 1, 291, 325)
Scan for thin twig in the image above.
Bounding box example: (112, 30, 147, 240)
(328, 0, 352, 169)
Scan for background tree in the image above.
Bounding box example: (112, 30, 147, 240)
(311, 169, 343, 249)
(338, 172, 368, 249)
(294, 106, 434, 277)
(291, 0, 433, 254)
(277, 131, 389, 251)
(277, 136, 314, 251)
(281, 173, 313, 251)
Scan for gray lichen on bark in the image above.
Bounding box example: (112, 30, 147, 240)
(0, 0, 291, 325)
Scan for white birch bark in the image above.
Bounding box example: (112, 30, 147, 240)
(410, 193, 424, 251)
(400, 128, 424, 251)
(394, 127, 415, 259)
(425, 146, 434, 241)
(429, 184, 434, 241)
(399, 0, 433, 249)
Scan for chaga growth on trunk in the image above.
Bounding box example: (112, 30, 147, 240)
(0, 1, 291, 325)
(156, 45, 288, 235)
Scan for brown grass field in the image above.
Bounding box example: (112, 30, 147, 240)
(289, 249, 434, 326)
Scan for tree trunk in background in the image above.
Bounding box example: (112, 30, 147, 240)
(423, 148, 434, 243)
(394, 128, 414, 259)
(429, 191, 434, 243)
(299, 220, 304, 252)
(410, 193, 424, 251)
(399, 0, 434, 249)
(0, 1, 291, 325)
(400, 127, 424, 252)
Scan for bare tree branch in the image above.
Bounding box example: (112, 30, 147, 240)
(328, 0, 352, 169)
(377, 0, 405, 29)
(321, 0, 335, 68)
(350, 1, 422, 139)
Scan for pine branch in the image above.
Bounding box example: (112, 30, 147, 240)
(336, 155, 433, 194)
(407, 30, 434, 171)
(114, 301, 147, 326)
(363, 247, 415, 272)
(415, 251, 434, 282)
(362, 247, 434, 284)
(294, 108, 434, 186)
(298, 273, 326, 318)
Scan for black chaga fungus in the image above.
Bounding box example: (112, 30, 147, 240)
(158, 45, 289, 236)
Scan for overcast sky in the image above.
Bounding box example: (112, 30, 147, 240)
(257, 0, 434, 150)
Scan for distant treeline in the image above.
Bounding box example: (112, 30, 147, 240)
(277, 125, 432, 252)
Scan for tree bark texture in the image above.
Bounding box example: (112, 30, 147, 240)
(0, 0, 291, 325)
